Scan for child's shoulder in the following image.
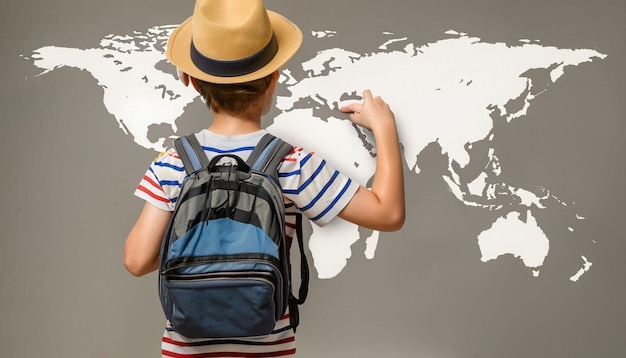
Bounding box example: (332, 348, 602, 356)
(279, 145, 322, 173)
(281, 145, 315, 164)
(150, 148, 185, 173)
(152, 148, 181, 161)
(283, 145, 304, 160)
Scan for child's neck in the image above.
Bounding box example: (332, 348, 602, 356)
(208, 111, 262, 135)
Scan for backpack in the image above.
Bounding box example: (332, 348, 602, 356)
(158, 133, 309, 339)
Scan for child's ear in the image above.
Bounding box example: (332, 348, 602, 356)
(177, 69, 201, 95)
(269, 71, 279, 93)
(177, 68, 190, 87)
(190, 77, 201, 93)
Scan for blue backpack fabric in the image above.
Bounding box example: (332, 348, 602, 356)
(159, 133, 309, 339)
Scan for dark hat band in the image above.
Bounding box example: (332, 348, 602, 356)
(190, 34, 278, 78)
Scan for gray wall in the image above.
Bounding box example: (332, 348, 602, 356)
(2, 0, 625, 357)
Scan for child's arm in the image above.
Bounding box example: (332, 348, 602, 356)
(124, 202, 172, 276)
(338, 90, 405, 231)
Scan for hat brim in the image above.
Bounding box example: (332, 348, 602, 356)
(166, 11, 302, 84)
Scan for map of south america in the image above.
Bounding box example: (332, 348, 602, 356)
(23, 25, 606, 280)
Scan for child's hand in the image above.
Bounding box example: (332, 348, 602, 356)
(337, 90, 405, 231)
(340, 90, 395, 132)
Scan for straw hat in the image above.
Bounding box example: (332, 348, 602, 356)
(166, 0, 303, 84)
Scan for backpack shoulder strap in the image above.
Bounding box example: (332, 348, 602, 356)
(248, 134, 310, 332)
(173, 134, 210, 175)
(247, 133, 293, 178)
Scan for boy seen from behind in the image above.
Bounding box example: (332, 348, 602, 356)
(124, 0, 405, 356)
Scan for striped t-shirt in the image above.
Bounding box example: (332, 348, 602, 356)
(134, 129, 359, 357)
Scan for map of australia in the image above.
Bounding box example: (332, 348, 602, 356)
(22, 25, 606, 281)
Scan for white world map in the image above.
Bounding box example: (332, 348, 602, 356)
(23, 25, 606, 281)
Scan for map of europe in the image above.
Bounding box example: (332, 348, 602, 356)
(22, 25, 606, 281)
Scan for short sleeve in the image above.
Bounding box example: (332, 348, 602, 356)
(134, 149, 186, 212)
(278, 147, 360, 226)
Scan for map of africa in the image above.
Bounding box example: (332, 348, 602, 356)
(22, 25, 606, 281)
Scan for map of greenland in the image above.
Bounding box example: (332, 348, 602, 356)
(22, 25, 606, 281)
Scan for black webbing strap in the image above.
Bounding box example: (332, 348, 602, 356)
(174, 134, 210, 175)
(288, 212, 309, 332)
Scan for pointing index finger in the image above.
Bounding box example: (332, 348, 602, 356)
(362, 89, 374, 102)
(340, 102, 362, 113)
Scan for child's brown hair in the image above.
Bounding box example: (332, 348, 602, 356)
(194, 73, 274, 117)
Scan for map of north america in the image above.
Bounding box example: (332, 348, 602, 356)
(22, 25, 606, 281)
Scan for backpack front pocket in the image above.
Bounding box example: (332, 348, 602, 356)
(163, 258, 284, 339)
